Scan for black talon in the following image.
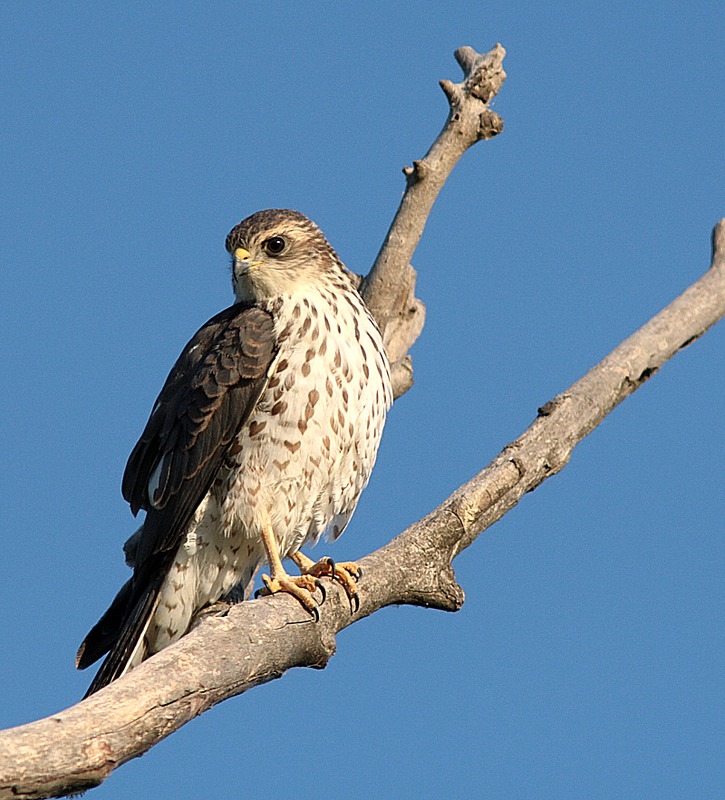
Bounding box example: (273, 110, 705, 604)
(315, 578, 327, 605)
(350, 592, 360, 614)
(310, 604, 320, 623)
(353, 565, 363, 582)
(325, 557, 336, 578)
(256, 580, 272, 598)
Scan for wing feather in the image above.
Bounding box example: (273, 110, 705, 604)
(78, 303, 277, 687)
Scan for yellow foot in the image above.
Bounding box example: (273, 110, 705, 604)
(291, 552, 362, 613)
(255, 572, 326, 621)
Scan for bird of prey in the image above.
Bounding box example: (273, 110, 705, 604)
(76, 209, 392, 696)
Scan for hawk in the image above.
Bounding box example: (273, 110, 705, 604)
(76, 209, 392, 696)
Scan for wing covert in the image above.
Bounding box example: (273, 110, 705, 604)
(121, 303, 277, 567)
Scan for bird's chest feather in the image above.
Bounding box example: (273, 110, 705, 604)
(216, 291, 390, 548)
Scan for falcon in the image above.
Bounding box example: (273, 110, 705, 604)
(76, 209, 392, 696)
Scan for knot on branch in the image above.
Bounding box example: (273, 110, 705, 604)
(390, 355, 414, 399)
(436, 566, 466, 611)
(377, 262, 426, 363)
(404, 563, 465, 613)
(479, 109, 504, 140)
(455, 44, 507, 103)
(439, 78, 464, 107)
(440, 44, 507, 109)
(402, 159, 430, 187)
(439, 45, 506, 145)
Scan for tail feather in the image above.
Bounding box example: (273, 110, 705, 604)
(82, 587, 162, 697)
(77, 556, 170, 697)
(76, 577, 134, 670)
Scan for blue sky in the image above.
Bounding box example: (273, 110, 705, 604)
(1, 2, 723, 798)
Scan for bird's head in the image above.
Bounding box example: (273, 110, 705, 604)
(226, 209, 346, 303)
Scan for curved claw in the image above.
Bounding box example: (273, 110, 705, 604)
(349, 591, 360, 614)
(352, 565, 363, 582)
(255, 574, 322, 622)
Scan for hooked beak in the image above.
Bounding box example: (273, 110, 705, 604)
(233, 247, 263, 274)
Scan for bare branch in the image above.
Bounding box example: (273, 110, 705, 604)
(1, 219, 723, 800)
(360, 43, 507, 398)
(1, 40, 722, 798)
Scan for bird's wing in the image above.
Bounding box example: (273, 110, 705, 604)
(122, 302, 277, 563)
(77, 303, 277, 686)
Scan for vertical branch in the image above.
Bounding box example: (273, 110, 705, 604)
(360, 44, 507, 397)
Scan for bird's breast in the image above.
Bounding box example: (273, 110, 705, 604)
(218, 288, 391, 552)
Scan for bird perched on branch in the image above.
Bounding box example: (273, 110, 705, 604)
(76, 209, 392, 696)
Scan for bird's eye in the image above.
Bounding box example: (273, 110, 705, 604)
(264, 236, 287, 256)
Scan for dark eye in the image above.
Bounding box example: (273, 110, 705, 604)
(264, 236, 287, 256)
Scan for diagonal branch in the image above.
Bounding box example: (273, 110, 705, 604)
(2, 219, 722, 800)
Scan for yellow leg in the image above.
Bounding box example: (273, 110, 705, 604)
(290, 551, 362, 613)
(256, 522, 325, 620)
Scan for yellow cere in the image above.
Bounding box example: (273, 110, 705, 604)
(234, 247, 251, 260)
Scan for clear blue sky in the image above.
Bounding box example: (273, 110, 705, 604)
(1, 2, 723, 798)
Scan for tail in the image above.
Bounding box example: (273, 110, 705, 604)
(76, 568, 166, 698)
